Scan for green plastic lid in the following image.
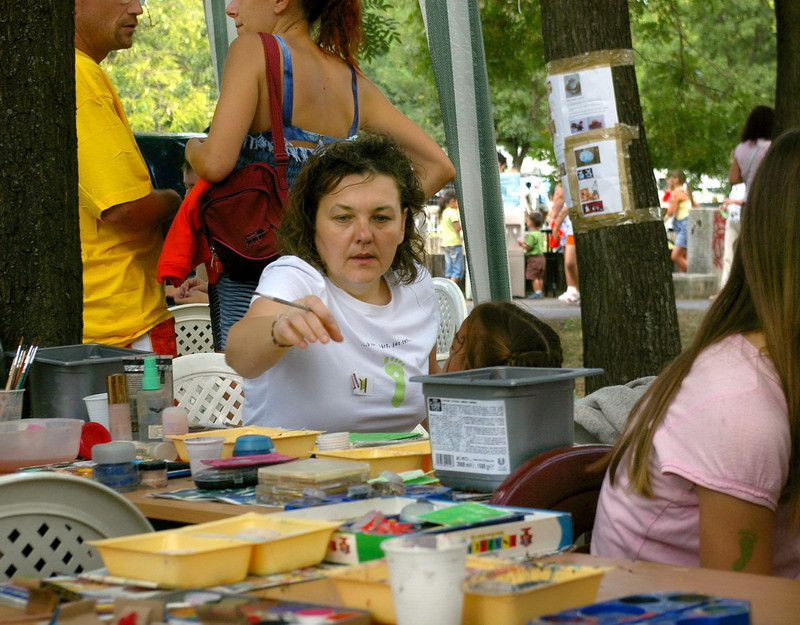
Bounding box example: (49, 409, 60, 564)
(141, 356, 161, 391)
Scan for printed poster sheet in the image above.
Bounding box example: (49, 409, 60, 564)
(570, 140, 623, 217)
(547, 66, 624, 217)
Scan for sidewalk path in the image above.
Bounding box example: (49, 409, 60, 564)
(465, 296, 711, 321)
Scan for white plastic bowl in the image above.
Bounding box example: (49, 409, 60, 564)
(0, 418, 82, 472)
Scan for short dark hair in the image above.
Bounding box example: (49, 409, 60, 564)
(529, 211, 544, 228)
(497, 151, 507, 167)
(278, 132, 427, 285)
(741, 105, 774, 143)
(437, 189, 457, 211)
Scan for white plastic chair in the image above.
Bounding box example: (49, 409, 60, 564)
(432, 277, 469, 362)
(0, 473, 152, 580)
(169, 303, 214, 356)
(172, 352, 245, 427)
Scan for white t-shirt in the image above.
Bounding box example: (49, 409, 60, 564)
(242, 256, 438, 432)
(734, 139, 771, 200)
(592, 334, 800, 578)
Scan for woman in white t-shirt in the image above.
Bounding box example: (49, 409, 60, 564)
(225, 133, 438, 432)
(592, 129, 800, 578)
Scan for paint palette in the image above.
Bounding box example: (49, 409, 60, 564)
(525, 592, 750, 624)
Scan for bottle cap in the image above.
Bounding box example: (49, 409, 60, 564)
(92, 441, 136, 464)
(141, 356, 161, 391)
(107, 374, 128, 404)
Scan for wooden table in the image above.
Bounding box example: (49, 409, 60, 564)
(259, 553, 800, 625)
(122, 476, 281, 524)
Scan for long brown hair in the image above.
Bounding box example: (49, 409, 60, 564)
(607, 129, 800, 522)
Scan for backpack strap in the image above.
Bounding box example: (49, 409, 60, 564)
(259, 32, 289, 195)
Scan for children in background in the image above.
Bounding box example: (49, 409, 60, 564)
(442, 301, 562, 372)
(592, 130, 800, 577)
(519, 212, 546, 299)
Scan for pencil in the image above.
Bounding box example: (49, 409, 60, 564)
(262, 295, 313, 312)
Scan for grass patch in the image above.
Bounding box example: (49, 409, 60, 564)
(548, 309, 707, 398)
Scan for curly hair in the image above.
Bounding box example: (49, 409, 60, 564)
(301, 0, 363, 67)
(277, 132, 427, 284)
(450, 302, 563, 370)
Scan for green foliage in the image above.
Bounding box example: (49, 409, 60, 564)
(362, 0, 402, 63)
(104, 0, 217, 133)
(630, 0, 776, 178)
(361, 3, 445, 145)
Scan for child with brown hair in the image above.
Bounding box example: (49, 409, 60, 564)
(442, 301, 562, 373)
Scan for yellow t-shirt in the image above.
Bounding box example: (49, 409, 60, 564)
(676, 198, 692, 221)
(440, 206, 462, 247)
(76, 50, 170, 346)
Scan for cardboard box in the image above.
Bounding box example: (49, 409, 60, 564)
(277, 497, 572, 565)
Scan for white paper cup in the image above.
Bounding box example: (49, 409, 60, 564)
(382, 533, 467, 625)
(83, 392, 110, 430)
(0, 389, 25, 422)
(184, 436, 225, 477)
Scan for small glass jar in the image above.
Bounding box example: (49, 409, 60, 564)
(138, 460, 168, 489)
(93, 442, 139, 493)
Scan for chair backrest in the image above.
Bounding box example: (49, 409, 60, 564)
(432, 277, 469, 361)
(172, 352, 244, 427)
(169, 303, 214, 356)
(489, 444, 612, 544)
(0, 472, 152, 580)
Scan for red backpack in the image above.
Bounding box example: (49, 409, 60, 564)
(199, 33, 288, 283)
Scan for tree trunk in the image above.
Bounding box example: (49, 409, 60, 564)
(0, 1, 82, 354)
(539, 0, 681, 393)
(774, 0, 800, 135)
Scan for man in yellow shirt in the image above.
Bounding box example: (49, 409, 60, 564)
(74, 0, 181, 354)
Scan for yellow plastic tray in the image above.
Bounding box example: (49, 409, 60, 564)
(178, 512, 342, 575)
(167, 426, 322, 460)
(314, 447, 429, 479)
(329, 558, 610, 625)
(89, 530, 252, 588)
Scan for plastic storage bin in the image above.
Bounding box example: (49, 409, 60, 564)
(410, 367, 602, 492)
(28, 344, 153, 421)
(89, 530, 252, 587)
(168, 426, 322, 461)
(179, 512, 342, 575)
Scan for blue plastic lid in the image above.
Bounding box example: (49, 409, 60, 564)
(232, 434, 274, 457)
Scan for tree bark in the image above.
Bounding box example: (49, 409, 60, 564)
(774, 0, 800, 135)
(0, 1, 82, 352)
(539, 0, 681, 393)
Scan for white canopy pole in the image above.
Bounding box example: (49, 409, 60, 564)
(419, 0, 510, 303)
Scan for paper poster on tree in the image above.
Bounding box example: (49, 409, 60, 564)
(565, 138, 625, 218)
(546, 65, 619, 208)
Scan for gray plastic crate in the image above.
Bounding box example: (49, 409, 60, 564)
(410, 366, 603, 492)
(28, 344, 153, 421)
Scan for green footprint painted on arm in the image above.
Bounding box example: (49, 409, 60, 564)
(732, 529, 757, 571)
(383, 357, 406, 407)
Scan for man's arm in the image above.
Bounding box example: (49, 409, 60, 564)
(101, 188, 181, 231)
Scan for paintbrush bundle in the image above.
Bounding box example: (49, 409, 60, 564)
(4, 339, 38, 391)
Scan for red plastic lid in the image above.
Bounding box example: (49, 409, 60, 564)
(80, 421, 112, 459)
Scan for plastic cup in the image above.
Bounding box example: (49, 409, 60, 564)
(83, 392, 110, 429)
(0, 389, 25, 422)
(382, 533, 467, 625)
(184, 436, 225, 478)
(316, 432, 350, 451)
